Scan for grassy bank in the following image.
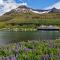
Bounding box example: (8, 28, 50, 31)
(0, 39, 60, 60)
(0, 12, 60, 30)
(0, 19, 60, 31)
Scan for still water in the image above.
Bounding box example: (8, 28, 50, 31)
(0, 31, 60, 46)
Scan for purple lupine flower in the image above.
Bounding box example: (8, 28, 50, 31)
(40, 55, 45, 60)
(12, 44, 19, 58)
(15, 43, 20, 53)
(45, 54, 49, 60)
(5, 56, 9, 60)
(40, 55, 49, 60)
(14, 48, 19, 58)
(58, 53, 60, 58)
(16, 43, 19, 50)
(1, 56, 5, 60)
(13, 56, 16, 60)
(24, 48, 31, 52)
(9, 56, 14, 60)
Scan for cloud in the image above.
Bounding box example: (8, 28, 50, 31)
(45, 1, 60, 9)
(0, 0, 3, 4)
(0, 0, 27, 16)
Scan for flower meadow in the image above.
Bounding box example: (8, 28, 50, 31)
(0, 39, 60, 60)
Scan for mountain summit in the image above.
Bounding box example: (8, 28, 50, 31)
(4, 5, 60, 16)
(50, 7, 60, 13)
(0, 5, 60, 24)
(4, 5, 52, 15)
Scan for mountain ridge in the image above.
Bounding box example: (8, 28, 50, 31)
(0, 5, 60, 26)
(3, 5, 60, 16)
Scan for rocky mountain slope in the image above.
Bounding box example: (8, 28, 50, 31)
(0, 5, 60, 24)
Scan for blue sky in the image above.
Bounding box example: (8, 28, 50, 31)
(15, 0, 60, 9)
(0, 0, 60, 15)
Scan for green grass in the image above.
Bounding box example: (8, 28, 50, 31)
(0, 12, 60, 28)
(0, 39, 60, 60)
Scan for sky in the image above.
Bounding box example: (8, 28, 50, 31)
(15, 0, 60, 9)
(0, 0, 60, 15)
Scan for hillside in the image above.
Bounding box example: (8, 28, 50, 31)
(0, 5, 60, 28)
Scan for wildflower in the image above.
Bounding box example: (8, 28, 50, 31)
(5, 56, 9, 60)
(10, 56, 14, 60)
(1, 56, 5, 60)
(24, 48, 31, 52)
(13, 56, 16, 60)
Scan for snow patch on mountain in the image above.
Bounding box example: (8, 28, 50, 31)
(31, 10, 50, 14)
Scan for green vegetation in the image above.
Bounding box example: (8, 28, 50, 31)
(0, 12, 60, 30)
(0, 39, 60, 60)
(0, 8, 60, 60)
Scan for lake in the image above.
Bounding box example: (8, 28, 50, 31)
(0, 31, 60, 46)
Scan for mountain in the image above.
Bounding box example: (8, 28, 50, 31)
(49, 7, 60, 13)
(4, 5, 60, 16)
(3, 5, 32, 15)
(0, 5, 60, 24)
(4, 5, 51, 15)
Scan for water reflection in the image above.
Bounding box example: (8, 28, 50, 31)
(0, 31, 60, 45)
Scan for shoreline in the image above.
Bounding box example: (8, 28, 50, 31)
(0, 25, 60, 32)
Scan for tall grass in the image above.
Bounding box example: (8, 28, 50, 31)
(0, 39, 60, 60)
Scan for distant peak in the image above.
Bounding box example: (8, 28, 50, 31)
(18, 5, 28, 8)
(17, 5, 30, 10)
(49, 7, 60, 13)
(52, 7, 57, 10)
